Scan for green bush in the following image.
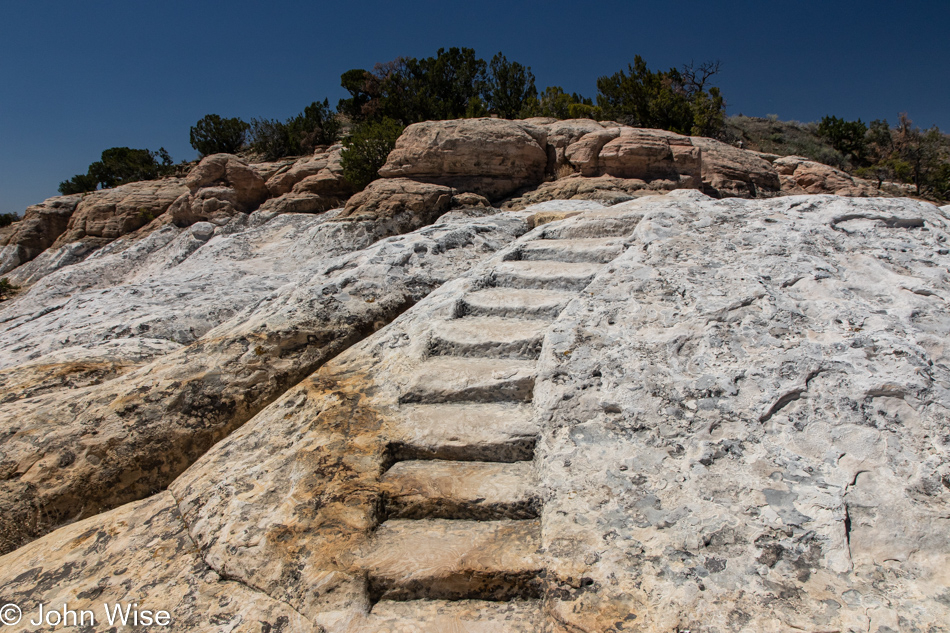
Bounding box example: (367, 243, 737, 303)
(485, 53, 537, 119)
(339, 48, 539, 124)
(520, 86, 601, 120)
(0, 213, 19, 227)
(596, 56, 725, 137)
(58, 147, 174, 195)
(817, 116, 867, 163)
(190, 114, 249, 156)
(340, 118, 404, 190)
(250, 100, 341, 160)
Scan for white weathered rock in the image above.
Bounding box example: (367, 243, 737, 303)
(2, 193, 949, 632)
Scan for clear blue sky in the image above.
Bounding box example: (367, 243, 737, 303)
(1, 0, 947, 215)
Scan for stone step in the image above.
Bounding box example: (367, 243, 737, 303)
(381, 461, 539, 521)
(429, 317, 548, 360)
(357, 600, 543, 633)
(460, 288, 575, 319)
(492, 261, 602, 292)
(361, 519, 543, 602)
(541, 210, 643, 239)
(519, 237, 624, 264)
(399, 358, 536, 405)
(387, 404, 539, 463)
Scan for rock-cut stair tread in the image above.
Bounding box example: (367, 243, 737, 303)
(520, 237, 625, 263)
(461, 288, 576, 319)
(429, 316, 549, 359)
(493, 260, 603, 291)
(399, 357, 536, 404)
(357, 600, 543, 633)
(387, 403, 539, 462)
(381, 460, 539, 520)
(361, 518, 543, 602)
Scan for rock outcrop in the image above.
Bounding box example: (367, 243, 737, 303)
(0, 194, 82, 275)
(2, 193, 947, 632)
(774, 155, 880, 197)
(51, 179, 188, 248)
(337, 178, 457, 230)
(378, 118, 548, 199)
(168, 154, 268, 225)
(691, 136, 782, 197)
(259, 145, 354, 214)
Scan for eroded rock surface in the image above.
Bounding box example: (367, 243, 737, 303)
(0, 208, 528, 553)
(0, 194, 82, 275)
(4, 194, 946, 632)
(775, 155, 880, 197)
(378, 118, 548, 199)
(51, 179, 188, 249)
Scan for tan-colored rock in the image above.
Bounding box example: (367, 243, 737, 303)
(505, 174, 669, 210)
(774, 155, 880, 196)
(691, 136, 782, 198)
(256, 191, 340, 214)
(49, 179, 187, 249)
(265, 146, 346, 196)
(174, 154, 268, 223)
(0, 492, 315, 632)
(597, 128, 701, 186)
(338, 178, 456, 231)
(563, 127, 621, 176)
(451, 192, 491, 208)
(0, 194, 81, 274)
(539, 119, 606, 168)
(379, 118, 548, 199)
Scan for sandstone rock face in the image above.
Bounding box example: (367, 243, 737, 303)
(0, 208, 527, 553)
(505, 174, 670, 209)
(169, 154, 268, 225)
(691, 136, 782, 198)
(4, 194, 947, 632)
(259, 145, 354, 216)
(564, 127, 701, 188)
(0, 195, 82, 274)
(775, 155, 880, 196)
(51, 179, 188, 249)
(378, 118, 548, 199)
(339, 178, 457, 233)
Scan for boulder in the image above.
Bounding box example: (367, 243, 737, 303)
(378, 118, 548, 199)
(264, 146, 346, 197)
(539, 118, 606, 169)
(338, 178, 457, 232)
(598, 128, 701, 185)
(774, 155, 880, 196)
(0, 194, 81, 275)
(179, 153, 268, 219)
(690, 136, 782, 198)
(563, 127, 621, 176)
(257, 192, 341, 215)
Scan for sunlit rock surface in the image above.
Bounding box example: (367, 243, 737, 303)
(1, 193, 948, 632)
